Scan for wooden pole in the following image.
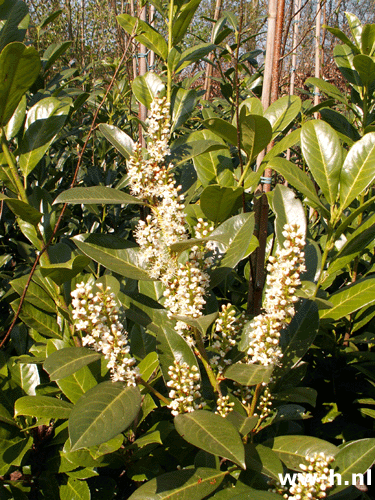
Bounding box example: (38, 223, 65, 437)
(203, 0, 223, 100)
(314, 0, 322, 118)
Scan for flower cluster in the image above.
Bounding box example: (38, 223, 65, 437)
(210, 304, 245, 374)
(71, 281, 139, 386)
(270, 453, 334, 499)
(257, 386, 273, 421)
(245, 223, 306, 366)
(128, 97, 215, 342)
(215, 395, 235, 417)
(166, 361, 205, 416)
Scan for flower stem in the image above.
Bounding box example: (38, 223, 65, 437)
(138, 377, 170, 405)
(193, 327, 220, 395)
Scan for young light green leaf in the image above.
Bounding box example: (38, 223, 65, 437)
(203, 118, 238, 146)
(240, 114, 272, 160)
(60, 477, 90, 500)
(15, 396, 73, 419)
(44, 347, 102, 381)
(175, 411, 246, 468)
(172, 0, 202, 45)
(175, 43, 216, 73)
(262, 128, 301, 162)
(301, 120, 343, 205)
(53, 186, 144, 205)
(128, 467, 226, 500)
(98, 123, 134, 159)
(69, 382, 141, 451)
(339, 132, 375, 211)
(353, 54, 375, 85)
(0, 42, 41, 127)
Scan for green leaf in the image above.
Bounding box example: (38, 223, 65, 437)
(12, 299, 62, 339)
(328, 213, 375, 275)
(339, 132, 375, 211)
(224, 363, 273, 386)
(200, 185, 243, 224)
(98, 123, 134, 159)
(225, 490, 282, 500)
(274, 387, 317, 407)
(203, 118, 238, 146)
(354, 54, 375, 85)
(4, 94, 26, 140)
(265, 435, 338, 471)
(0, 0, 29, 52)
(72, 233, 151, 281)
(263, 128, 301, 163)
(69, 381, 141, 451)
(44, 347, 102, 381)
(0, 194, 42, 225)
(319, 108, 361, 142)
(320, 277, 375, 321)
(117, 14, 168, 60)
(270, 185, 306, 247)
(0, 42, 41, 127)
(14, 396, 73, 419)
(275, 300, 319, 375)
(8, 358, 40, 395)
(266, 157, 329, 217)
(240, 114, 272, 160)
(128, 467, 226, 500)
(10, 275, 55, 314)
(174, 411, 245, 468)
(41, 40, 72, 73)
(172, 0, 202, 45)
(361, 22, 375, 55)
(240, 97, 263, 116)
(132, 72, 165, 109)
(305, 77, 349, 107)
(301, 120, 343, 205)
(39, 255, 90, 286)
(175, 43, 215, 73)
(157, 323, 198, 383)
(334, 438, 375, 482)
(244, 444, 284, 480)
(325, 26, 359, 54)
(346, 12, 363, 48)
(171, 88, 198, 132)
(19, 97, 70, 177)
(53, 186, 144, 205)
(209, 213, 257, 288)
(333, 44, 363, 89)
(264, 95, 301, 140)
(57, 366, 98, 405)
(60, 477, 90, 500)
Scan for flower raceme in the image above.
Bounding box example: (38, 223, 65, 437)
(71, 281, 139, 386)
(245, 223, 306, 366)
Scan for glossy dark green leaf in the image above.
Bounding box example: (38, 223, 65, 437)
(132, 72, 165, 109)
(301, 120, 342, 205)
(227, 490, 282, 500)
(274, 387, 317, 407)
(12, 299, 62, 339)
(72, 233, 151, 281)
(203, 118, 238, 146)
(266, 157, 329, 217)
(15, 396, 73, 419)
(244, 444, 284, 480)
(334, 438, 375, 482)
(69, 381, 141, 451)
(226, 412, 258, 437)
(319, 108, 361, 142)
(270, 184, 306, 247)
(276, 300, 319, 375)
(209, 213, 257, 288)
(0, 0, 29, 52)
(240, 114, 272, 160)
(224, 363, 273, 386)
(44, 348, 102, 381)
(4, 94, 26, 140)
(54, 186, 144, 205)
(333, 44, 362, 89)
(176, 43, 215, 73)
(339, 132, 375, 211)
(171, 312, 218, 336)
(117, 14, 168, 60)
(265, 435, 338, 471)
(172, 0, 201, 45)
(320, 277, 375, 321)
(0, 194, 42, 225)
(40, 255, 90, 286)
(0, 42, 41, 127)
(128, 467, 226, 500)
(19, 97, 70, 177)
(175, 411, 245, 468)
(200, 185, 243, 224)
(171, 88, 198, 133)
(263, 95, 301, 140)
(42, 40, 71, 73)
(98, 123, 134, 159)
(305, 77, 349, 106)
(11, 275, 55, 313)
(60, 477, 90, 500)
(157, 323, 198, 383)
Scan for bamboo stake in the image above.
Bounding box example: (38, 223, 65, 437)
(314, 0, 322, 118)
(138, 4, 148, 147)
(203, 0, 223, 100)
